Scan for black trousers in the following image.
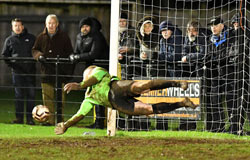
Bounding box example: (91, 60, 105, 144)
(13, 73, 35, 121)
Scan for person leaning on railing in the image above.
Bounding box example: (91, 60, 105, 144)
(32, 14, 74, 126)
(68, 17, 109, 129)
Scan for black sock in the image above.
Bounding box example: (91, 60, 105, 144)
(152, 103, 182, 114)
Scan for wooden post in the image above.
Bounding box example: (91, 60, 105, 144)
(107, 108, 116, 136)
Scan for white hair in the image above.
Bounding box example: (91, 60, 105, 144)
(45, 14, 59, 24)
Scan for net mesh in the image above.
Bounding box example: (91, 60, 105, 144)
(116, 0, 250, 135)
(0, 0, 250, 136)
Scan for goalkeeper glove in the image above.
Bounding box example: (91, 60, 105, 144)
(54, 122, 68, 135)
(69, 54, 80, 63)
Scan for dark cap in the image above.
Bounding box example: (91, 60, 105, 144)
(120, 12, 128, 19)
(208, 17, 224, 26)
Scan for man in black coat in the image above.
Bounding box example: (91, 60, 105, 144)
(70, 17, 109, 66)
(118, 12, 139, 80)
(180, 20, 212, 131)
(69, 17, 109, 129)
(2, 18, 36, 125)
(205, 17, 235, 133)
(182, 20, 211, 77)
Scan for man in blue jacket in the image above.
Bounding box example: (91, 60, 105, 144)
(159, 21, 183, 77)
(2, 18, 36, 125)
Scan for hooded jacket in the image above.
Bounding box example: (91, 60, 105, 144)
(2, 28, 36, 75)
(32, 27, 74, 83)
(74, 17, 109, 66)
(159, 21, 183, 62)
(136, 16, 159, 60)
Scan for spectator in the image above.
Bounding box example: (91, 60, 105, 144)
(70, 17, 109, 66)
(156, 20, 183, 130)
(159, 20, 183, 77)
(136, 16, 159, 77)
(182, 20, 211, 77)
(228, 13, 250, 135)
(69, 17, 109, 129)
(117, 12, 140, 130)
(32, 14, 74, 125)
(134, 16, 160, 129)
(180, 20, 212, 131)
(205, 17, 235, 132)
(118, 12, 139, 80)
(2, 18, 36, 125)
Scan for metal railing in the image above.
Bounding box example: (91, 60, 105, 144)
(0, 56, 109, 123)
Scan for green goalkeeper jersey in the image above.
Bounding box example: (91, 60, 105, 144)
(73, 67, 119, 117)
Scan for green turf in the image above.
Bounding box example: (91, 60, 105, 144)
(1, 89, 250, 159)
(0, 123, 250, 160)
(0, 89, 95, 125)
(0, 123, 249, 140)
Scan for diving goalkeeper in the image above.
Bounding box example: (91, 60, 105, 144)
(55, 65, 197, 135)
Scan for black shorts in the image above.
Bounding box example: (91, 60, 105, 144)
(108, 80, 140, 115)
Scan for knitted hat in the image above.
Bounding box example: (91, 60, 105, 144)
(120, 12, 128, 19)
(159, 20, 175, 32)
(79, 17, 92, 29)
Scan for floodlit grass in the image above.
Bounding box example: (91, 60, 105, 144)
(1, 90, 250, 159)
(0, 123, 104, 138)
(1, 123, 250, 140)
(1, 123, 250, 160)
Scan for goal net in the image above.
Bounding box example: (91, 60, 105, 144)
(114, 0, 250, 135)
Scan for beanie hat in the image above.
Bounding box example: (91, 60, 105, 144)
(159, 20, 174, 32)
(79, 17, 92, 29)
(120, 12, 128, 19)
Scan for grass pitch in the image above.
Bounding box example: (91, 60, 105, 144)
(1, 90, 250, 159)
(1, 123, 250, 160)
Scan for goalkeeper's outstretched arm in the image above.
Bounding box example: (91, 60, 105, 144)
(55, 99, 94, 135)
(64, 76, 99, 94)
(64, 65, 102, 94)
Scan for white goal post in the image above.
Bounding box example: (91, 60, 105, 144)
(108, 0, 250, 136)
(107, 0, 120, 136)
